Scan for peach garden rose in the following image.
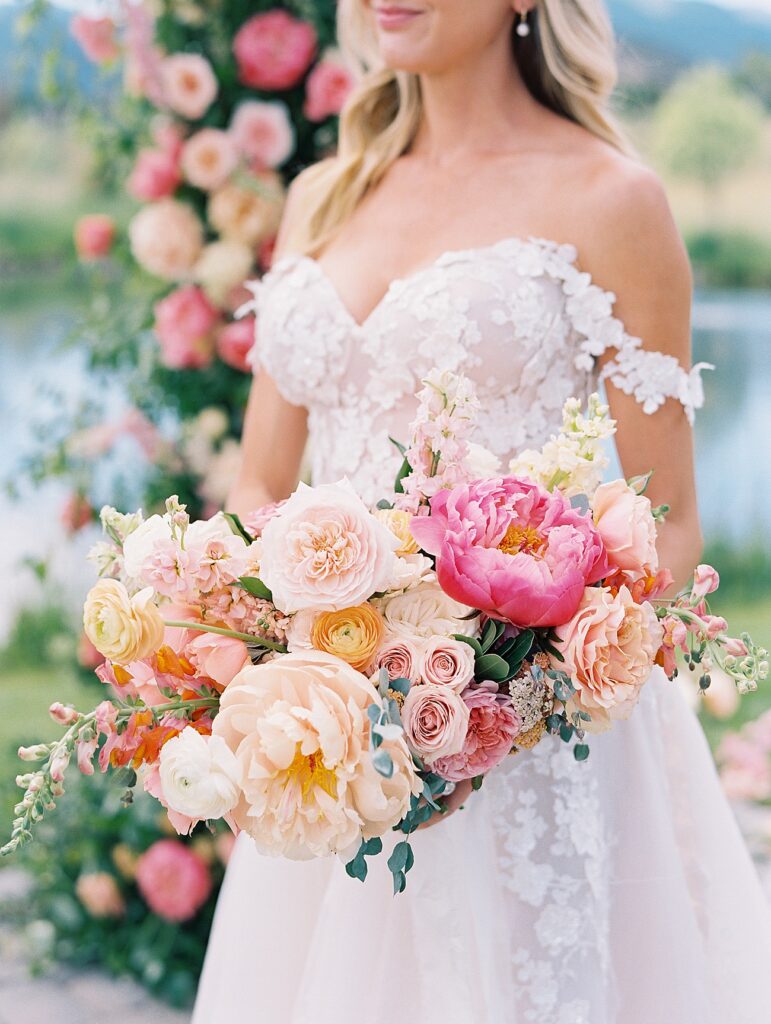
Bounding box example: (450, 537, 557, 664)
(591, 479, 658, 575)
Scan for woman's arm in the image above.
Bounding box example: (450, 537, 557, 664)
(226, 173, 314, 518)
(581, 161, 704, 591)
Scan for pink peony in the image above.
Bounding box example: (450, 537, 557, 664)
(419, 635, 476, 691)
(556, 586, 663, 731)
(76, 872, 125, 918)
(136, 839, 212, 921)
(181, 128, 238, 192)
(410, 476, 608, 629)
(401, 683, 470, 764)
(160, 53, 218, 120)
(229, 100, 295, 168)
(432, 684, 521, 781)
(304, 55, 355, 122)
(127, 148, 181, 201)
(70, 15, 119, 64)
(591, 479, 658, 576)
(185, 632, 250, 689)
(233, 11, 316, 90)
(372, 635, 422, 685)
(691, 564, 720, 602)
(153, 285, 219, 369)
(129, 199, 203, 281)
(216, 317, 255, 373)
(74, 214, 115, 261)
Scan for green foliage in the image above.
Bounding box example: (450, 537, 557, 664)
(5, 773, 226, 1008)
(686, 231, 771, 290)
(733, 50, 771, 113)
(653, 65, 764, 191)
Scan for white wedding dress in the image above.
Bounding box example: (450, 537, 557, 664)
(193, 237, 771, 1024)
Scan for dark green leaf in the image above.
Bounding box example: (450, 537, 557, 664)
(223, 512, 253, 543)
(471, 775, 484, 791)
(574, 743, 590, 762)
(237, 576, 272, 601)
(507, 629, 535, 663)
(388, 435, 407, 456)
(475, 653, 510, 682)
(559, 723, 574, 743)
(363, 837, 383, 856)
(454, 634, 483, 657)
(393, 455, 412, 494)
(372, 749, 394, 778)
(388, 841, 412, 874)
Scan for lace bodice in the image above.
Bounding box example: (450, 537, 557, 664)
(247, 236, 707, 502)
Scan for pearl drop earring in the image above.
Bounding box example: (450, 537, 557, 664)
(516, 11, 531, 37)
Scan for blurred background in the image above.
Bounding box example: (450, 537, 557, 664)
(0, 0, 769, 1020)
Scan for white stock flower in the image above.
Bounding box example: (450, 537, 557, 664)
(159, 728, 241, 821)
(463, 442, 501, 479)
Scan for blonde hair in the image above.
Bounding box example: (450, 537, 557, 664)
(290, 0, 628, 255)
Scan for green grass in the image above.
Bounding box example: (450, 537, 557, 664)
(0, 665, 96, 843)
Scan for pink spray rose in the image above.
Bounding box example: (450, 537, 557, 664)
(70, 15, 119, 64)
(233, 10, 316, 90)
(216, 317, 255, 372)
(76, 872, 125, 918)
(419, 636, 476, 692)
(185, 632, 250, 689)
(229, 100, 295, 168)
(372, 635, 422, 685)
(181, 128, 238, 191)
(432, 684, 521, 781)
(555, 586, 663, 731)
(304, 55, 355, 122)
(410, 477, 608, 629)
(160, 53, 218, 120)
(136, 839, 212, 921)
(127, 148, 181, 201)
(74, 214, 115, 261)
(401, 683, 470, 764)
(591, 479, 658, 575)
(153, 285, 219, 369)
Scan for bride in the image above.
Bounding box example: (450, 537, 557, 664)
(193, 1, 771, 1021)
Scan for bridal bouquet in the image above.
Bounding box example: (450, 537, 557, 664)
(5, 372, 767, 892)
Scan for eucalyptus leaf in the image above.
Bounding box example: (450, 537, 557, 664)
(574, 743, 591, 762)
(388, 841, 412, 874)
(372, 748, 394, 778)
(388, 676, 411, 697)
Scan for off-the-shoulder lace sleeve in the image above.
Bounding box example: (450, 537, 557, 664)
(563, 262, 712, 425)
(237, 278, 263, 375)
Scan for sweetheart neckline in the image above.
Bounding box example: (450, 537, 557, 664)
(269, 235, 583, 330)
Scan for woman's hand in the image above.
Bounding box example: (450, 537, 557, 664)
(417, 778, 475, 831)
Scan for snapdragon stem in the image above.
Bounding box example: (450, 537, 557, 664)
(163, 619, 287, 652)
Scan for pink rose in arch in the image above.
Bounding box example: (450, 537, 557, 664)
(304, 56, 355, 122)
(410, 476, 608, 629)
(70, 15, 119, 64)
(74, 214, 115, 261)
(216, 317, 255, 373)
(233, 11, 316, 90)
(127, 148, 181, 201)
(153, 285, 219, 369)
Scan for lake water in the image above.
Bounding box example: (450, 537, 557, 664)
(0, 287, 769, 636)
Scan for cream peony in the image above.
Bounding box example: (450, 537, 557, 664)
(556, 586, 664, 732)
(129, 199, 204, 281)
(83, 579, 164, 665)
(259, 480, 399, 614)
(158, 727, 241, 821)
(379, 581, 479, 640)
(213, 651, 419, 858)
(194, 239, 254, 306)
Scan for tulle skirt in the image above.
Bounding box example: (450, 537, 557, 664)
(192, 669, 771, 1024)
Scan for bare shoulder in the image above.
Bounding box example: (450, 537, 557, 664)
(273, 157, 338, 257)
(570, 144, 692, 303)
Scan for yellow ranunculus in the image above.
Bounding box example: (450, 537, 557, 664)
(374, 507, 420, 556)
(310, 604, 385, 672)
(83, 579, 165, 665)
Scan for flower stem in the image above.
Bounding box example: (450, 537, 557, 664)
(163, 619, 287, 652)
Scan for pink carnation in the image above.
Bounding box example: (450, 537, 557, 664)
(432, 684, 521, 781)
(153, 285, 219, 369)
(410, 476, 608, 629)
(136, 839, 212, 921)
(304, 56, 355, 122)
(233, 11, 316, 90)
(216, 317, 255, 373)
(70, 15, 119, 64)
(127, 148, 181, 201)
(229, 100, 295, 169)
(74, 214, 115, 261)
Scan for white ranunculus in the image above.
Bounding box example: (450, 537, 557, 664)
(259, 479, 399, 614)
(380, 582, 479, 640)
(463, 441, 501, 479)
(159, 727, 241, 821)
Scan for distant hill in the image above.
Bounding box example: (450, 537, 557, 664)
(2, 0, 770, 105)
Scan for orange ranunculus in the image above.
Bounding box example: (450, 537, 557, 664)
(310, 604, 385, 672)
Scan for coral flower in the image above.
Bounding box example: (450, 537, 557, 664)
(310, 604, 385, 672)
(410, 476, 608, 628)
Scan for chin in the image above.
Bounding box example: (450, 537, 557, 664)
(370, 3, 440, 74)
